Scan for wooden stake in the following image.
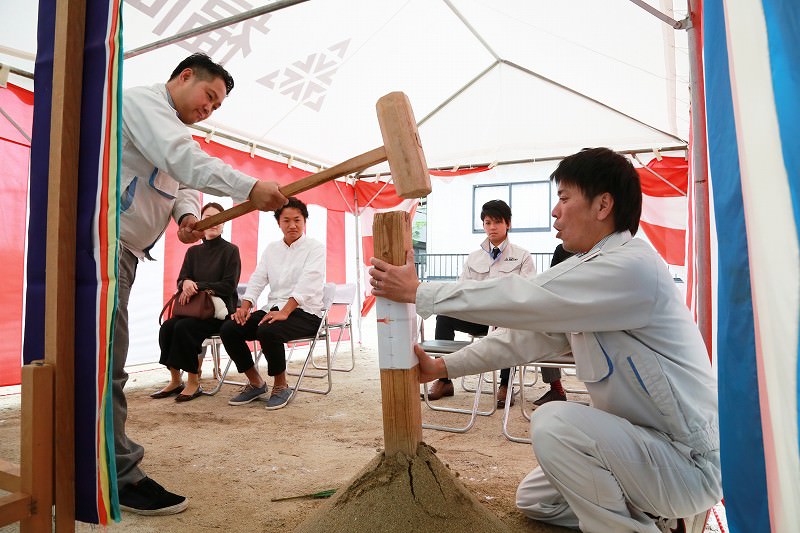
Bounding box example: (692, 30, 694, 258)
(46, 0, 86, 529)
(373, 211, 422, 456)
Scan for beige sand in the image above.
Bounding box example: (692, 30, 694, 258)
(295, 443, 511, 533)
(0, 322, 578, 533)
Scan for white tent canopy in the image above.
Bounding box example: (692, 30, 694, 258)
(3, 0, 690, 171)
(1, 0, 694, 361)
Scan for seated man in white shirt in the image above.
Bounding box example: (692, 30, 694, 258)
(369, 148, 720, 533)
(219, 197, 325, 410)
(427, 199, 535, 409)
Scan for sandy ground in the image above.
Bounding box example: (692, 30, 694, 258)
(0, 315, 584, 532)
(0, 316, 725, 533)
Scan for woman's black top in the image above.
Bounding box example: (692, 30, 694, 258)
(177, 236, 241, 314)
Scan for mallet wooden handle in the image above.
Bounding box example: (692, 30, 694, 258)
(194, 146, 387, 231)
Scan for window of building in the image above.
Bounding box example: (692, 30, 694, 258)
(472, 181, 551, 232)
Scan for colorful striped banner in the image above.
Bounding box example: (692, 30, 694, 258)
(23, 0, 122, 524)
(705, 0, 800, 531)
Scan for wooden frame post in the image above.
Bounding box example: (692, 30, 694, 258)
(0, 0, 85, 530)
(20, 363, 55, 532)
(373, 211, 422, 456)
(45, 0, 86, 529)
(0, 363, 54, 531)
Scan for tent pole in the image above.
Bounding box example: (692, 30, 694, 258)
(686, 0, 712, 353)
(627, 0, 685, 28)
(124, 0, 310, 59)
(358, 144, 688, 178)
(190, 124, 326, 173)
(353, 192, 363, 344)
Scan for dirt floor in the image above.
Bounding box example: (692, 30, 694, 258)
(0, 320, 582, 533)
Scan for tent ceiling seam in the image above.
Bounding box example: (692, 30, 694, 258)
(501, 59, 687, 145)
(123, 0, 311, 60)
(444, 0, 499, 60)
(417, 60, 500, 127)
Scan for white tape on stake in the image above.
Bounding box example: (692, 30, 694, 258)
(376, 297, 418, 369)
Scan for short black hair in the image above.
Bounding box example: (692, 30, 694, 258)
(275, 197, 309, 221)
(201, 202, 225, 216)
(480, 199, 512, 224)
(550, 147, 642, 235)
(169, 53, 234, 95)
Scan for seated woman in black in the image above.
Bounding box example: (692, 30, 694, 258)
(150, 202, 241, 402)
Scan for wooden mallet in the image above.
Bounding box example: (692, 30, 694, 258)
(194, 91, 431, 231)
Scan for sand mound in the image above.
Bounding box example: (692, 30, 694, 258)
(294, 443, 511, 533)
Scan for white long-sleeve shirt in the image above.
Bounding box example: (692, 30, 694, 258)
(417, 231, 718, 454)
(242, 235, 325, 317)
(120, 83, 258, 258)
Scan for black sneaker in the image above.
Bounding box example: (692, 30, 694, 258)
(119, 477, 188, 516)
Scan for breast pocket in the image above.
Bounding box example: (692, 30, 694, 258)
(569, 332, 613, 382)
(147, 168, 179, 200)
(466, 264, 490, 280)
(497, 258, 522, 275)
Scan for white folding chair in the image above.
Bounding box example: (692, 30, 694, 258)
(419, 339, 498, 433)
(502, 353, 588, 443)
(199, 283, 254, 396)
(199, 337, 255, 396)
(310, 283, 356, 373)
(256, 283, 338, 409)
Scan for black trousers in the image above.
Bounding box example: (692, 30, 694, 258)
(434, 315, 511, 386)
(220, 308, 322, 376)
(541, 367, 561, 383)
(159, 316, 224, 374)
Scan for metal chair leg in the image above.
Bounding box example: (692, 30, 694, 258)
(502, 366, 534, 444)
(421, 371, 497, 433)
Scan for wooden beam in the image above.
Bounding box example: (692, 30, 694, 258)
(20, 362, 54, 533)
(373, 211, 422, 456)
(0, 459, 21, 492)
(0, 493, 32, 527)
(45, 0, 86, 529)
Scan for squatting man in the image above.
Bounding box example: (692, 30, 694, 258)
(369, 147, 721, 533)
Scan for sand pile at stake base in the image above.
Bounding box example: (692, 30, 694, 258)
(294, 443, 511, 533)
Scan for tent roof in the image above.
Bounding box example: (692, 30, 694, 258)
(2, 0, 689, 170)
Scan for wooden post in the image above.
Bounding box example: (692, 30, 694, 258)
(373, 211, 422, 456)
(20, 363, 54, 533)
(46, 0, 86, 529)
(687, 0, 713, 355)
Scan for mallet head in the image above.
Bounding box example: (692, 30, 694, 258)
(376, 92, 432, 199)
